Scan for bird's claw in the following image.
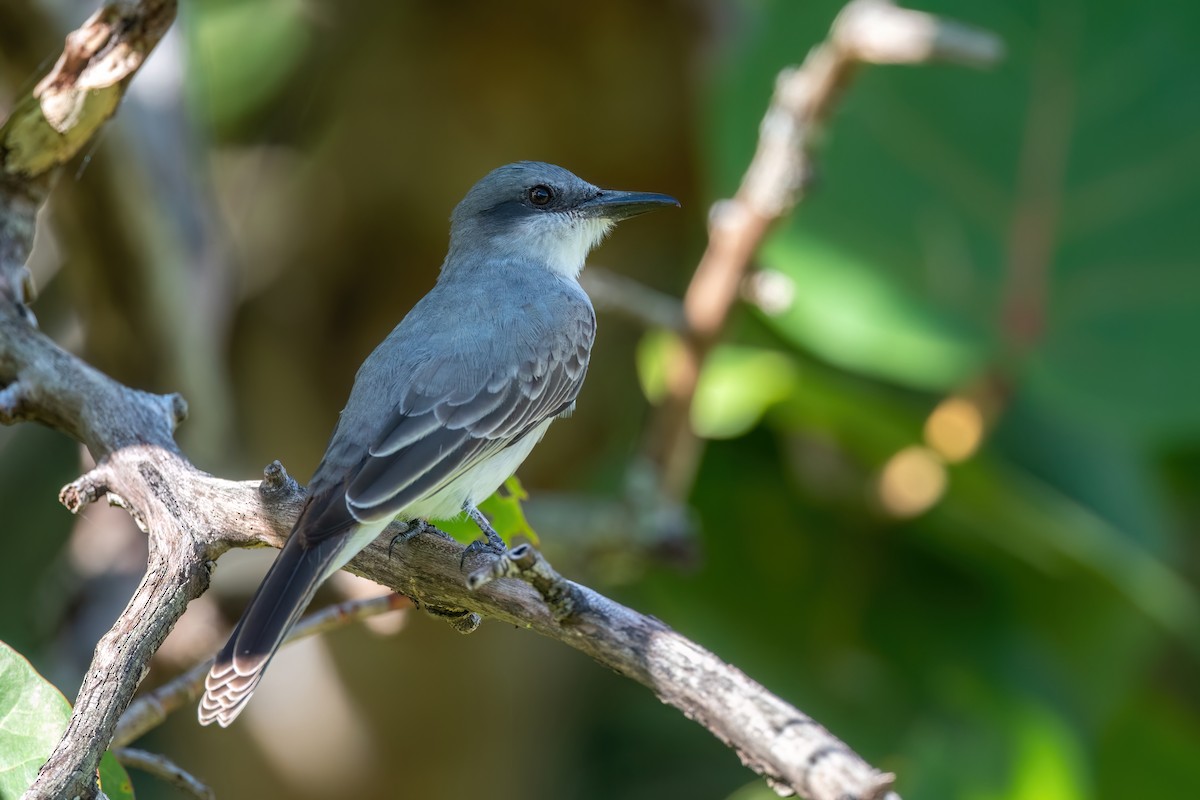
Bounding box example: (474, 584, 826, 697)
(389, 520, 451, 559)
(458, 504, 510, 569)
(458, 534, 507, 569)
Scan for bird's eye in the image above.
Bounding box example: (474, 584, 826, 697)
(527, 185, 554, 206)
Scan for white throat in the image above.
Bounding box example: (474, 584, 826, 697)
(516, 214, 614, 279)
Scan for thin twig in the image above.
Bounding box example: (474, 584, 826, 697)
(113, 748, 214, 800)
(580, 267, 687, 332)
(113, 593, 410, 748)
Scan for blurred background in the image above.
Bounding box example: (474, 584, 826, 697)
(2, 0, 1199, 798)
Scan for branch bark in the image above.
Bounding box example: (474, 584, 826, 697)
(50, 446, 897, 800)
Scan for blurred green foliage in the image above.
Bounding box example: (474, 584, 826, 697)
(189, 0, 312, 134)
(1, 0, 1197, 798)
(669, 1, 1200, 798)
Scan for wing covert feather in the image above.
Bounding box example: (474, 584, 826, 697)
(344, 300, 595, 522)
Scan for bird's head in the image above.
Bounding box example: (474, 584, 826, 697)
(446, 161, 678, 279)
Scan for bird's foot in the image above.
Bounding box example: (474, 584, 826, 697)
(457, 508, 578, 619)
(463, 542, 579, 620)
(459, 505, 509, 568)
(459, 537, 505, 566)
(388, 519, 451, 559)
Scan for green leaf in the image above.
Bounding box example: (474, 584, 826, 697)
(478, 476, 540, 546)
(637, 331, 801, 439)
(1005, 701, 1090, 800)
(1099, 692, 1200, 799)
(756, 237, 986, 391)
(0, 640, 72, 799)
(190, 0, 313, 132)
(436, 476, 540, 547)
(634, 328, 675, 406)
(0, 641, 134, 799)
(98, 751, 135, 800)
(723, 779, 784, 800)
(691, 345, 799, 439)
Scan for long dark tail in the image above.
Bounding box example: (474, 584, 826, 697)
(199, 520, 346, 727)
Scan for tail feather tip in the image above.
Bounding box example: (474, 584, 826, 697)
(198, 661, 265, 728)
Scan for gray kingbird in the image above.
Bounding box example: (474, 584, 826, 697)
(199, 161, 677, 727)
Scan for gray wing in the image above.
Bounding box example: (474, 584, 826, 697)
(341, 309, 594, 524)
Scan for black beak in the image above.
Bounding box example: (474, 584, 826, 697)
(578, 189, 680, 221)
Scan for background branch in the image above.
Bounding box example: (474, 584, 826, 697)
(113, 748, 214, 800)
(646, 0, 1003, 498)
(112, 592, 411, 748)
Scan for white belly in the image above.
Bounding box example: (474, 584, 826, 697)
(322, 419, 554, 582)
(403, 418, 553, 522)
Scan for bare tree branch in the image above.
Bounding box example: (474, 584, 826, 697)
(0, 0, 176, 211)
(0, 0, 181, 362)
(580, 267, 687, 332)
(49, 447, 898, 799)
